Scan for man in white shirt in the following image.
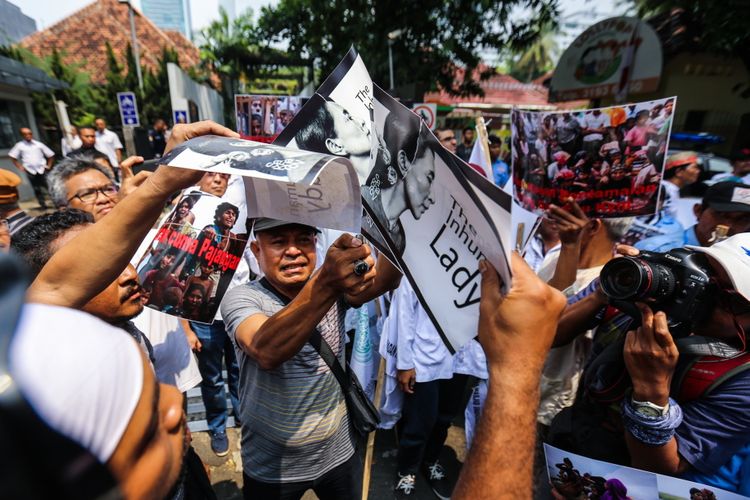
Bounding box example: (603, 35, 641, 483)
(8, 127, 55, 209)
(580, 109, 610, 156)
(95, 118, 124, 174)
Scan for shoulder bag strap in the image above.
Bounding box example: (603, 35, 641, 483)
(258, 277, 351, 392)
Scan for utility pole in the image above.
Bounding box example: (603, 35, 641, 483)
(387, 29, 403, 93)
(119, 0, 144, 92)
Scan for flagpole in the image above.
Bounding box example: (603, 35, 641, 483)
(474, 116, 493, 176)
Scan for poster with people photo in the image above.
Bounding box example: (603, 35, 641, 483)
(276, 47, 514, 352)
(156, 135, 362, 232)
(544, 444, 743, 500)
(656, 474, 746, 500)
(545, 444, 659, 499)
(235, 94, 308, 141)
(512, 97, 676, 218)
(135, 191, 249, 324)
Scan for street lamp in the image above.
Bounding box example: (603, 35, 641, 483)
(387, 29, 403, 92)
(118, 0, 144, 92)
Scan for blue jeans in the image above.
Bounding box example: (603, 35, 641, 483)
(190, 320, 240, 435)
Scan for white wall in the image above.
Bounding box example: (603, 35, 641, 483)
(167, 63, 224, 125)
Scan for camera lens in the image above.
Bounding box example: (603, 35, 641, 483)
(600, 257, 676, 302)
(601, 258, 648, 300)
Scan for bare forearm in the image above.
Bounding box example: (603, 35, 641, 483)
(28, 174, 174, 307)
(625, 433, 686, 475)
(11, 159, 22, 171)
(553, 293, 606, 347)
(454, 367, 542, 500)
(248, 274, 338, 370)
(547, 243, 580, 291)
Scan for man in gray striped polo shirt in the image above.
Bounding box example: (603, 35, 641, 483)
(222, 218, 401, 499)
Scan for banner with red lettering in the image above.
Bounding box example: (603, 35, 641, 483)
(511, 97, 676, 218)
(135, 191, 249, 324)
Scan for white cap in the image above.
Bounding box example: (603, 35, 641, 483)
(10, 303, 144, 462)
(687, 233, 750, 302)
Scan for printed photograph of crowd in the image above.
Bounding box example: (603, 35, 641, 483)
(235, 95, 307, 140)
(512, 97, 675, 218)
(136, 190, 248, 323)
(546, 445, 659, 500)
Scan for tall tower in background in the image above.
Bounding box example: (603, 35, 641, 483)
(141, 0, 193, 40)
(0, 0, 37, 44)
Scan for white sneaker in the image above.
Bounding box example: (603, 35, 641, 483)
(395, 473, 416, 498)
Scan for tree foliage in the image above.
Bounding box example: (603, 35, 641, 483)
(197, 8, 306, 124)
(634, 0, 750, 68)
(256, 0, 560, 98)
(506, 24, 559, 82)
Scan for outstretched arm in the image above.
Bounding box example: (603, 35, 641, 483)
(453, 253, 567, 500)
(27, 121, 239, 308)
(232, 234, 376, 370)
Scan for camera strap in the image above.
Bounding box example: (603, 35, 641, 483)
(675, 336, 743, 358)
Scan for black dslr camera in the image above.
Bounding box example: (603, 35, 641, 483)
(599, 248, 713, 336)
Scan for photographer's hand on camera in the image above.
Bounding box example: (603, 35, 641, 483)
(624, 303, 679, 406)
(318, 233, 376, 298)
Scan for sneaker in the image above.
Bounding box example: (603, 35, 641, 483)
(422, 461, 452, 500)
(394, 473, 416, 498)
(210, 431, 229, 457)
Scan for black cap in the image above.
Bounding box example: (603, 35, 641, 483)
(703, 181, 750, 212)
(251, 217, 320, 234)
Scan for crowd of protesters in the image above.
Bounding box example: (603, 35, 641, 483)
(1, 107, 750, 500)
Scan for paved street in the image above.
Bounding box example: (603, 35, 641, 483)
(191, 424, 468, 500)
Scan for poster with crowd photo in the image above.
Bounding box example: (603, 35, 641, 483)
(545, 444, 659, 499)
(511, 97, 676, 218)
(544, 444, 744, 500)
(135, 191, 249, 324)
(235, 95, 308, 142)
(656, 474, 747, 500)
(156, 135, 362, 232)
(276, 47, 514, 352)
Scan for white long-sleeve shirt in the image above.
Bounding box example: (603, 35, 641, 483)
(389, 280, 486, 382)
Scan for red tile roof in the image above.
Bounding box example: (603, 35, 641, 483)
(424, 67, 588, 110)
(20, 0, 207, 86)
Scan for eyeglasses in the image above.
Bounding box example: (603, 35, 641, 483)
(67, 184, 118, 204)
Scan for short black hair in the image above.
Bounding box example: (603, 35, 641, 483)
(295, 98, 337, 153)
(463, 126, 473, 134)
(488, 135, 502, 145)
(11, 209, 94, 280)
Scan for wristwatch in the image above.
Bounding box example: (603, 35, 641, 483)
(630, 397, 670, 418)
